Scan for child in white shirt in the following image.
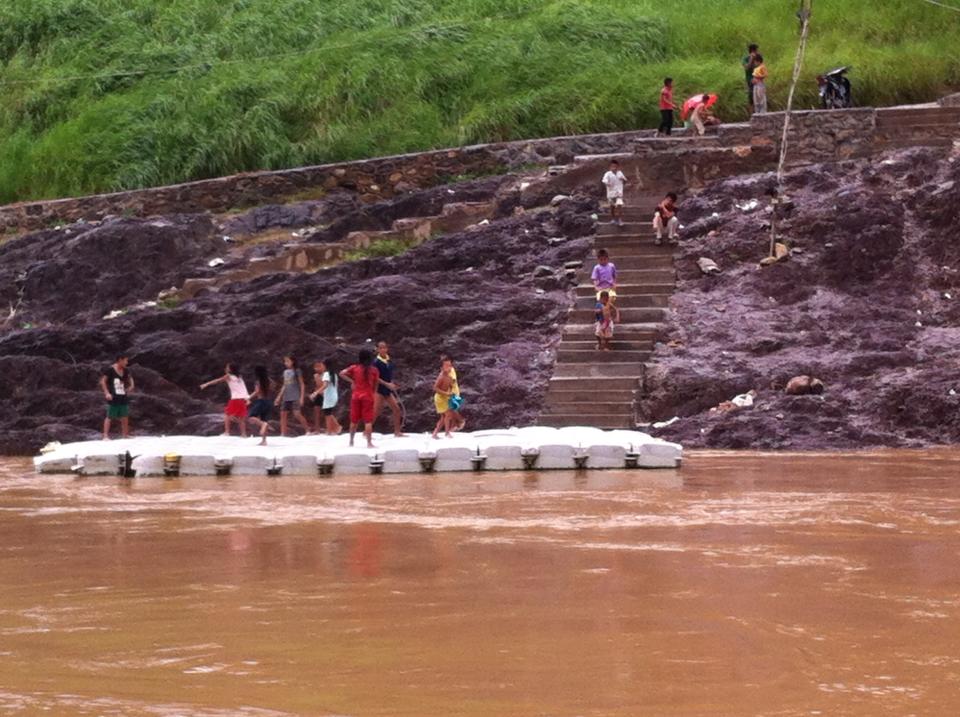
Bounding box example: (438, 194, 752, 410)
(601, 159, 628, 226)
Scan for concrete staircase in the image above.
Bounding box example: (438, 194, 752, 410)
(540, 196, 674, 429)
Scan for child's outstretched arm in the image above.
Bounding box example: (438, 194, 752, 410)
(200, 374, 228, 390)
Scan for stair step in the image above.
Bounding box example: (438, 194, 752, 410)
(875, 137, 955, 148)
(588, 252, 676, 264)
(575, 294, 668, 309)
(576, 283, 674, 295)
(563, 325, 659, 339)
(599, 257, 675, 269)
(597, 223, 661, 235)
(543, 401, 633, 416)
(594, 233, 670, 243)
(635, 135, 721, 148)
(569, 307, 667, 322)
(545, 389, 638, 404)
(877, 107, 957, 119)
(559, 340, 654, 352)
(593, 237, 667, 247)
(606, 210, 659, 218)
(585, 269, 675, 282)
(552, 362, 647, 378)
(562, 332, 658, 345)
(877, 119, 959, 129)
(591, 241, 675, 252)
(539, 414, 634, 429)
(556, 349, 652, 363)
(573, 152, 635, 164)
(548, 376, 640, 391)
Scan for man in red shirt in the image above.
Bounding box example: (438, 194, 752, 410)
(657, 77, 676, 137)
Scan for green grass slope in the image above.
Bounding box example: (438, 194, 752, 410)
(1, 0, 959, 202)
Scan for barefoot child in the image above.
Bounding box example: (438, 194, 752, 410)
(100, 355, 134, 440)
(310, 358, 342, 435)
(274, 355, 311, 436)
(247, 366, 274, 445)
(591, 248, 617, 302)
(653, 192, 679, 245)
(432, 355, 465, 438)
(595, 291, 620, 351)
(601, 159, 628, 226)
(373, 341, 405, 437)
(340, 348, 391, 448)
(200, 362, 249, 437)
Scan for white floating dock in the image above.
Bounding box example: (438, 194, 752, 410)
(34, 427, 682, 477)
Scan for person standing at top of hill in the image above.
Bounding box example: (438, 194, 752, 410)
(200, 362, 249, 437)
(100, 354, 134, 440)
(752, 55, 769, 114)
(742, 44, 759, 112)
(591, 248, 617, 302)
(602, 160, 628, 226)
(373, 341, 405, 438)
(657, 77, 677, 136)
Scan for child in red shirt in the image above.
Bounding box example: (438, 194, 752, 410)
(658, 77, 676, 136)
(340, 348, 394, 448)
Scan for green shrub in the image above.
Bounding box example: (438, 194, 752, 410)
(344, 237, 416, 261)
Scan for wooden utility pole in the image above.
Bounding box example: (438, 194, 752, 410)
(769, 0, 813, 258)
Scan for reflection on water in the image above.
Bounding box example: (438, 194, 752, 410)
(1, 452, 960, 715)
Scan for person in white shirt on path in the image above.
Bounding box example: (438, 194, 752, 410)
(601, 159, 628, 226)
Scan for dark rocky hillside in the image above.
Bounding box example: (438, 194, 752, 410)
(643, 147, 960, 448)
(0, 190, 596, 454)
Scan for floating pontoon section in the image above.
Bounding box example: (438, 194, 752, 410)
(34, 427, 682, 477)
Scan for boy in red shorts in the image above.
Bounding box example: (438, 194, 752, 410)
(339, 348, 396, 448)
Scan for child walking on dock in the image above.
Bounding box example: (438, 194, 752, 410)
(274, 355, 311, 436)
(340, 348, 384, 448)
(310, 358, 342, 435)
(432, 355, 465, 438)
(200, 362, 249, 437)
(247, 366, 273, 445)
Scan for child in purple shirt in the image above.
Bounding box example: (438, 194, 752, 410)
(591, 249, 617, 301)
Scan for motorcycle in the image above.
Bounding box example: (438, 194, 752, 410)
(817, 66, 853, 109)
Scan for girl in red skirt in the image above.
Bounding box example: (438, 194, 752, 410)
(201, 362, 250, 437)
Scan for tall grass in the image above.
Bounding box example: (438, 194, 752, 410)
(1, 0, 958, 202)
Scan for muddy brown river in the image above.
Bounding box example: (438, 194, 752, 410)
(1, 451, 959, 715)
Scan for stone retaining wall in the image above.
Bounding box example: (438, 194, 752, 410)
(0, 129, 655, 233)
(2, 101, 956, 233)
(749, 108, 878, 162)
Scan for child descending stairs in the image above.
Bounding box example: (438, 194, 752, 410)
(540, 194, 676, 429)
